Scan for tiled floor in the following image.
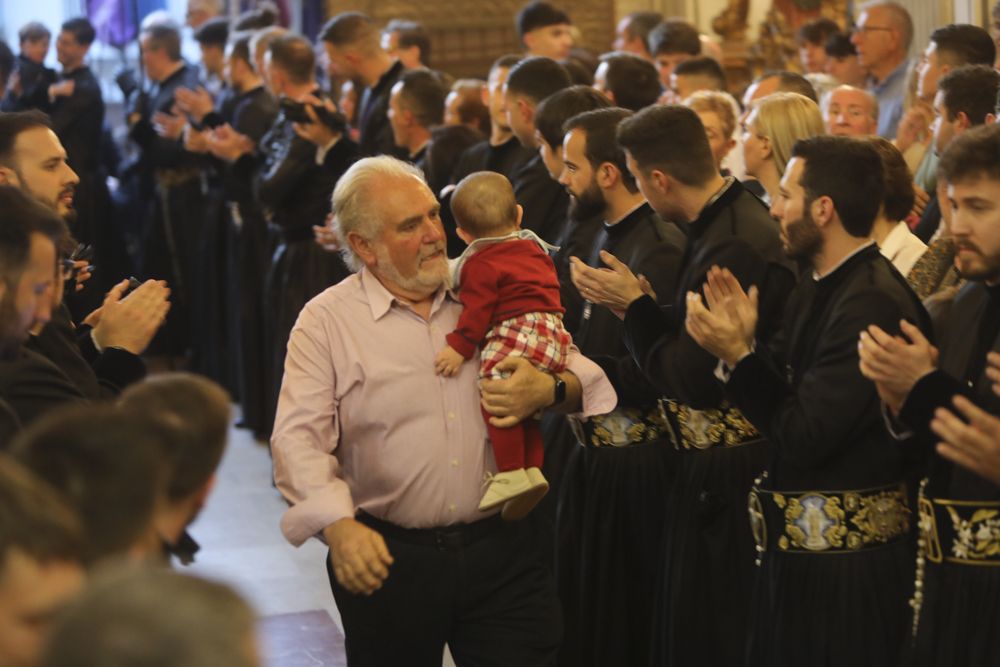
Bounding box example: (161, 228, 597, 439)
(184, 417, 457, 667)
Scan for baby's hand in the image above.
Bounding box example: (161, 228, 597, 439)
(435, 346, 465, 377)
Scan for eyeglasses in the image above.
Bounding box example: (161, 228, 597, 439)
(855, 26, 894, 35)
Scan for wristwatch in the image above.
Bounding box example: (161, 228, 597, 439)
(551, 374, 566, 406)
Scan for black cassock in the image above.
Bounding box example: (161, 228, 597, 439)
(724, 243, 931, 667)
(622, 178, 795, 667)
(511, 154, 569, 246)
(554, 202, 685, 667)
(215, 85, 279, 438)
(127, 62, 204, 356)
(256, 95, 358, 432)
(896, 282, 1000, 667)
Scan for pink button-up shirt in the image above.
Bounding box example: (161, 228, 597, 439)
(272, 268, 617, 546)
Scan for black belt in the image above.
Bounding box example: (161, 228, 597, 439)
(570, 403, 670, 448)
(918, 484, 1000, 566)
(749, 473, 910, 564)
(357, 511, 503, 551)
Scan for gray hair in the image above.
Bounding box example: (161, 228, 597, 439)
(821, 84, 880, 121)
(332, 156, 426, 272)
(859, 1, 913, 51)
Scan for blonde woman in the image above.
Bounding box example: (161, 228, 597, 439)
(742, 92, 825, 203)
(684, 90, 738, 174)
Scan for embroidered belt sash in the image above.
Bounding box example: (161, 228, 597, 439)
(661, 398, 762, 451)
(749, 473, 910, 565)
(910, 479, 1000, 636)
(570, 403, 670, 448)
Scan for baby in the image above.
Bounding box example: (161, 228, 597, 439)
(435, 171, 571, 520)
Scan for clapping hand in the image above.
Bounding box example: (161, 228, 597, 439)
(174, 86, 214, 123)
(684, 265, 758, 367)
(569, 250, 651, 319)
(858, 320, 937, 414)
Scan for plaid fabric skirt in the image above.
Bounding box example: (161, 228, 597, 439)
(480, 312, 571, 379)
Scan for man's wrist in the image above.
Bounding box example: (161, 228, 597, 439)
(722, 342, 753, 369)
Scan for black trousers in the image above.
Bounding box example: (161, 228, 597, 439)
(326, 514, 562, 667)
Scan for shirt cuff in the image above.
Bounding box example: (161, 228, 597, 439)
(278, 483, 356, 547)
(315, 136, 341, 166)
(565, 350, 617, 418)
(713, 343, 755, 384)
(882, 402, 914, 441)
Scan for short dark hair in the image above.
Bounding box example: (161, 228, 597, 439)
(268, 34, 315, 85)
(449, 80, 490, 133)
(597, 52, 661, 111)
(938, 121, 1000, 184)
(535, 85, 611, 149)
(761, 70, 818, 103)
(142, 23, 182, 61)
(791, 135, 884, 237)
(867, 136, 915, 222)
(118, 373, 231, 502)
(41, 569, 257, 667)
(0, 110, 52, 166)
(194, 16, 229, 48)
(938, 64, 1000, 125)
(796, 17, 839, 46)
(386, 19, 431, 67)
(825, 32, 857, 58)
(491, 53, 523, 74)
(930, 24, 996, 67)
(234, 2, 278, 30)
(0, 455, 83, 572)
(0, 185, 68, 292)
(673, 55, 727, 91)
(60, 18, 96, 46)
(617, 104, 717, 186)
(18, 22, 50, 45)
(624, 12, 663, 48)
(320, 11, 378, 52)
(227, 31, 253, 66)
(396, 69, 447, 128)
(648, 20, 701, 57)
(10, 405, 170, 564)
(516, 2, 571, 41)
(565, 107, 638, 193)
(504, 56, 572, 105)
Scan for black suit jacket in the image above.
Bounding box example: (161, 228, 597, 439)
(358, 60, 405, 158)
(511, 154, 569, 245)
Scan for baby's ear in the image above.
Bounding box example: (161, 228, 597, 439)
(514, 204, 524, 229)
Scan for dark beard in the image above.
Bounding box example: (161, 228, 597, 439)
(784, 206, 823, 262)
(568, 181, 605, 221)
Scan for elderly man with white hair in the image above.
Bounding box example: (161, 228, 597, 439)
(271, 156, 614, 667)
(823, 85, 880, 136)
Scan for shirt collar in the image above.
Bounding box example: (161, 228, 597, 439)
(359, 267, 454, 320)
(812, 240, 877, 281)
(869, 58, 909, 91)
(605, 201, 646, 227)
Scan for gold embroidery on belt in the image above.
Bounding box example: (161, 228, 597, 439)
(750, 473, 910, 560)
(663, 399, 760, 450)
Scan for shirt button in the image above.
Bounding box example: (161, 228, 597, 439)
(451, 459, 459, 467)
(447, 411, 456, 420)
(449, 504, 456, 512)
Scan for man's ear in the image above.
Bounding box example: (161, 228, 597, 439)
(347, 230, 378, 266)
(812, 194, 836, 227)
(605, 90, 617, 106)
(596, 162, 618, 189)
(956, 111, 971, 132)
(0, 166, 18, 186)
(456, 227, 474, 244)
(650, 167, 670, 195)
(514, 204, 524, 229)
(518, 97, 534, 126)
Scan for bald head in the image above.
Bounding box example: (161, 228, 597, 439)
(451, 171, 519, 238)
(824, 85, 879, 136)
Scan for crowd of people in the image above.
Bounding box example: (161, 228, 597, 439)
(2, 0, 1000, 665)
